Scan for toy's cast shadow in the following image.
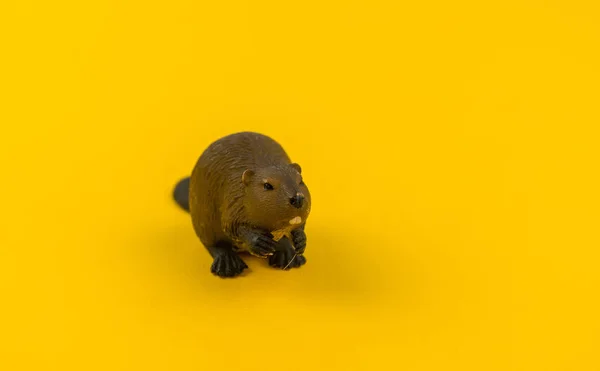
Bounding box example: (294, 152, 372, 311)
(148, 220, 395, 304)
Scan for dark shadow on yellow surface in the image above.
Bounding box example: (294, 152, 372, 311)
(137, 210, 412, 309)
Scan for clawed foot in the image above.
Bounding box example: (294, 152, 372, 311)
(248, 233, 278, 258)
(211, 252, 248, 278)
(269, 249, 307, 270)
(291, 228, 306, 254)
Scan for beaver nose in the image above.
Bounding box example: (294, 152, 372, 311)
(290, 193, 304, 208)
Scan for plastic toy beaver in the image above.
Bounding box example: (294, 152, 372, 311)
(173, 132, 311, 278)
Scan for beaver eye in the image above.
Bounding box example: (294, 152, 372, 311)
(264, 183, 274, 190)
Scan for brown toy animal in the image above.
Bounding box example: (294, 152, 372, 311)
(172, 132, 311, 278)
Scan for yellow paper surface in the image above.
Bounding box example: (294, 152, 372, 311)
(1, 1, 600, 370)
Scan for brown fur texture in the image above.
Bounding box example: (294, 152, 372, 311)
(187, 132, 311, 277)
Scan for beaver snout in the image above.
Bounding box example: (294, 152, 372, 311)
(290, 193, 304, 209)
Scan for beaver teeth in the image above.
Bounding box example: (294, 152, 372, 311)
(289, 216, 302, 225)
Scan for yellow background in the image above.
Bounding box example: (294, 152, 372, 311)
(2, 1, 600, 370)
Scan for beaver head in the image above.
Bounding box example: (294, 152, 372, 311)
(241, 163, 311, 232)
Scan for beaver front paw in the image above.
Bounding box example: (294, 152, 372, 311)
(269, 249, 307, 270)
(248, 234, 277, 257)
(291, 229, 307, 254)
(211, 252, 248, 278)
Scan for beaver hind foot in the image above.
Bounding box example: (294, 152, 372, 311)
(269, 251, 306, 270)
(269, 238, 307, 270)
(209, 246, 248, 278)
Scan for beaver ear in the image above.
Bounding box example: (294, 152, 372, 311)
(290, 163, 302, 174)
(242, 169, 254, 186)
